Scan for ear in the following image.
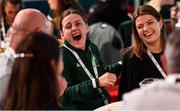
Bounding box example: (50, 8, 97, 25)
(61, 35, 64, 39)
(86, 23, 90, 33)
(159, 18, 163, 30)
(60, 31, 64, 39)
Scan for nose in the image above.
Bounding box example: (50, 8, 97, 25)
(143, 24, 148, 31)
(71, 24, 78, 33)
(72, 24, 77, 31)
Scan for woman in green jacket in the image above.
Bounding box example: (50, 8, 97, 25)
(59, 8, 121, 110)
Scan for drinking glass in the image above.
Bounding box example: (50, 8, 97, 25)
(139, 78, 159, 88)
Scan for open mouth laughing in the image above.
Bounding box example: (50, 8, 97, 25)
(144, 32, 153, 38)
(73, 34, 81, 41)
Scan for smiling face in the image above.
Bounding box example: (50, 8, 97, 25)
(61, 13, 89, 50)
(135, 14, 163, 46)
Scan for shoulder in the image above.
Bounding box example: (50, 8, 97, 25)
(123, 80, 167, 101)
(61, 45, 73, 54)
(60, 46, 74, 62)
(0, 52, 10, 77)
(122, 47, 134, 60)
(89, 42, 98, 49)
(89, 42, 99, 52)
(122, 47, 148, 61)
(60, 45, 71, 53)
(121, 48, 149, 71)
(122, 82, 156, 107)
(47, 11, 53, 22)
(122, 80, 180, 109)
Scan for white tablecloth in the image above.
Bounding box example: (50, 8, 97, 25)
(94, 101, 124, 111)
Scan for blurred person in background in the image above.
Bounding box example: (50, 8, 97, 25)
(3, 32, 67, 109)
(0, 0, 3, 18)
(0, 8, 50, 104)
(169, 0, 180, 28)
(88, 0, 131, 30)
(0, 0, 22, 41)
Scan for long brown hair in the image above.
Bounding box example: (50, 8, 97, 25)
(128, 5, 166, 58)
(3, 32, 61, 109)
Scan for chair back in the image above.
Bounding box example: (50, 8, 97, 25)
(89, 22, 124, 65)
(118, 20, 132, 48)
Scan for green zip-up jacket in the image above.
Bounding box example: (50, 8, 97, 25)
(61, 40, 121, 110)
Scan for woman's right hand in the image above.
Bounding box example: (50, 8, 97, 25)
(98, 72, 117, 87)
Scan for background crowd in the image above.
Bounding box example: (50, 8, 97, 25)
(1, 0, 180, 110)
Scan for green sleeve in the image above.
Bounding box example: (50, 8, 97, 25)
(104, 62, 122, 76)
(61, 47, 101, 107)
(61, 75, 100, 107)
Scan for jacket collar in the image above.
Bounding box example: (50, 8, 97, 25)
(64, 40, 91, 52)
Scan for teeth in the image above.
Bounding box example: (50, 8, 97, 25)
(73, 35, 81, 40)
(73, 35, 80, 38)
(145, 32, 153, 37)
(73, 33, 80, 37)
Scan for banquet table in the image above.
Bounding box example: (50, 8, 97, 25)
(94, 101, 124, 111)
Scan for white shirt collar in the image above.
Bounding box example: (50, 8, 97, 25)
(0, 47, 14, 78)
(4, 47, 15, 60)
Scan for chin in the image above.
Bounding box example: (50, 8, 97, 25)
(76, 46, 85, 50)
(73, 43, 84, 50)
(145, 38, 158, 43)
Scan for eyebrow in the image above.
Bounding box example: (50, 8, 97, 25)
(64, 19, 82, 26)
(136, 18, 154, 26)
